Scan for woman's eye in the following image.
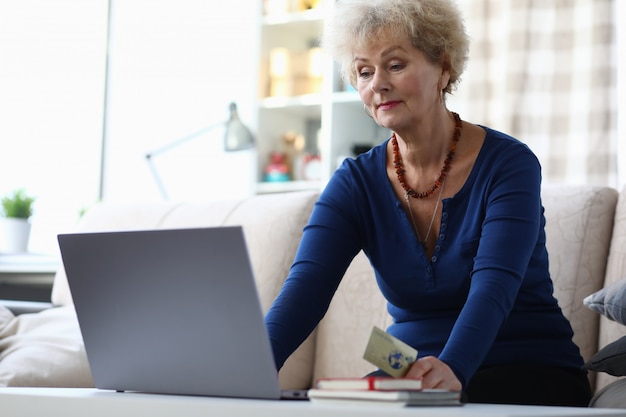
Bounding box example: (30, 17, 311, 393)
(390, 63, 404, 71)
(358, 69, 372, 78)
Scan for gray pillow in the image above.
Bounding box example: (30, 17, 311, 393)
(584, 277, 626, 325)
(583, 335, 626, 376)
(589, 378, 626, 408)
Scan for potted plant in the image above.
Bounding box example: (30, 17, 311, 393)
(0, 188, 36, 253)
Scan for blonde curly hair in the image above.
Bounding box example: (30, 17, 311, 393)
(322, 0, 469, 94)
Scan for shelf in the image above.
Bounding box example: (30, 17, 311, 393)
(254, 2, 377, 191)
(0, 253, 60, 274)
(259, 94, 323, 118)
(262, 10, 324, 50)
(262, 8, 325, 28)
(256, 180, 322, 194)
(331, 90, 362, 104)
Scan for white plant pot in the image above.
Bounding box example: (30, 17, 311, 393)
(0, 217, 32, 254)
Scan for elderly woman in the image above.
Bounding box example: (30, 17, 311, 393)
(264, 0, 592, 406)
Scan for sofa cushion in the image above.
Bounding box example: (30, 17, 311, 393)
(584, 277, 626, 326)
(0, 305, 93, 387)
(49, 191, 320, 389)
(313, 251, 392, 381)
(51, 201, 182, 306)
(596, 186, 626, 391)
(583, 336, 626, 376)
(588, 378, 626, 408)
(540, 184, 618, 366)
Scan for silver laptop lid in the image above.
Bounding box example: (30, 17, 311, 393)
(58, 226, 282, 399)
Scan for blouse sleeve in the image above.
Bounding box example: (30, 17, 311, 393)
(265, 166, 363, 370)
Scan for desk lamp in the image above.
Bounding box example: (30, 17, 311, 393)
(145, 102, 255, 200)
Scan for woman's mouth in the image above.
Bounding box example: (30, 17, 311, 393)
(377, 101, 401, 111)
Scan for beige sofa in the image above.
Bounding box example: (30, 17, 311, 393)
(0, 184, 625, 406)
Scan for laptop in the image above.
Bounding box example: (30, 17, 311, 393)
(57, 226, 306, 400)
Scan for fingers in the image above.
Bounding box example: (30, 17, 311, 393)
(405, 356, 462, 391)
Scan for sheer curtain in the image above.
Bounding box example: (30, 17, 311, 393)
(450, 0, 618, 187)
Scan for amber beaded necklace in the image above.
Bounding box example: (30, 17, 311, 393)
(392, 112, 462, 199)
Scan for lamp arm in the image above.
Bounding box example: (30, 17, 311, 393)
(145, 121, 226, 159)
(145, 121, 226, 200)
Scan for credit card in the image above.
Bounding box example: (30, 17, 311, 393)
(363, 326, 418, 377)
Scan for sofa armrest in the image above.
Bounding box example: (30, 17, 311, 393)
(0, 299, 54, 315)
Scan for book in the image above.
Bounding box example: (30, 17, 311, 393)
(307, 388, 463, 407)
(315, 376, 423, 391)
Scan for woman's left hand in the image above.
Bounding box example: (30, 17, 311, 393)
(405, 356, 462, 391)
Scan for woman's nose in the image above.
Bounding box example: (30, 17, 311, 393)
(370, 71, 390, 93)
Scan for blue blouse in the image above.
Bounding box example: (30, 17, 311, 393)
(265, 127, 584, 388)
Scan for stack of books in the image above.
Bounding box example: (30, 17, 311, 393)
(307, 377, 462, 407)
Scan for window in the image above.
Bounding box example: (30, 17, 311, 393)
(0, 0, 259, 254)
(0, 0, 108, 253)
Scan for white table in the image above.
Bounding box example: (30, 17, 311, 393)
(1, 388, 625, 417)
(0, 253, 60, 274)
(0, 253, 58, 302)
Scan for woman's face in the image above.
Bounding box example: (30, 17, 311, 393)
(354, 34, 448, 132)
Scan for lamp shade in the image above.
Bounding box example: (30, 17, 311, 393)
(224, 102, 255, 151)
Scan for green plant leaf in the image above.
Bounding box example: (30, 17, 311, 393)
(1, 188, 35, 219)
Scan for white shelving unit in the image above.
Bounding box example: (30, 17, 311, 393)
(255, 1, 387, 194)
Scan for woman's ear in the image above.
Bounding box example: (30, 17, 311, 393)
(440, 53, 452, 91)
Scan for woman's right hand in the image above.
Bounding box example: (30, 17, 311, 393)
(405, 356, 462, 391)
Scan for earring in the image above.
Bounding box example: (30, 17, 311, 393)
(363, 104, 373, 119)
